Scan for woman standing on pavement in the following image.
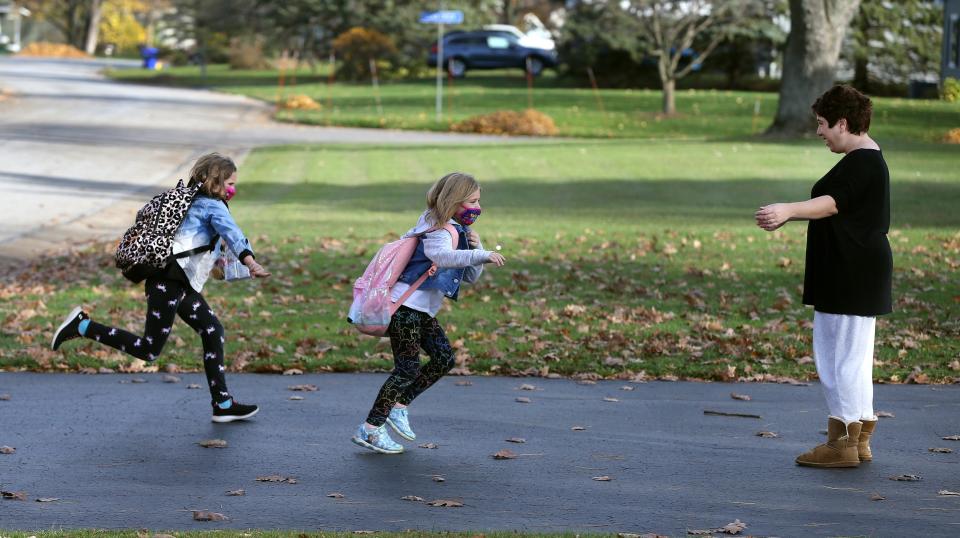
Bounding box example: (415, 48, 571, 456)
(755, 85, 892, 468)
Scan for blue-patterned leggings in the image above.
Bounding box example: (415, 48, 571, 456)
(365, 306, 456, 426)
(82, 276, 231, 404)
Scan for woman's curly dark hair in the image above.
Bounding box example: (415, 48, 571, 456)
(811, 85, 873, 135)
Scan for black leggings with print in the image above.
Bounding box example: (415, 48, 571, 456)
(366, 306, 456, 426)
(83, 276, 231, 404)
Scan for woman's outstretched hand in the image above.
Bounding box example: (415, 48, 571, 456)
(755, 203, 791, 231)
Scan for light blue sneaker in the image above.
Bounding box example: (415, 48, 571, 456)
(387, 406, 416, 441)
(351, 423, 404, 454)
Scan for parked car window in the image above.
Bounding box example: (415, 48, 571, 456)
(487, 36, 510, 49)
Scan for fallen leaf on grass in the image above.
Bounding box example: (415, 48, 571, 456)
(192, 510, 227, 521)
(870, 493, 885, 501)
(506, 437, 526, 444)
(592, 476, 612, 481)
(603, 397, 619, 402)
(426, 499, 463, 507)
(492, 449, 518, 460)
(876, 411, 895, 418)
(401, 495, 425, 502)
(939, 490, 960, 496)
(327, 492, 345, 498)
(282, 368, 303, 376)
(929, 447, 953, 453)
(756, 431, 779, 438)
(1, 490, 27, 500)
(198, 439, 227, 448)
(225, 489, 245, 496)
(419, 443, 438, 449)
(288, 384, 318, 392)
(515, 397, 531, 403)
(942, 435, 960, 441)
(889, 474, 922, 481)
(730, 393, 751, 401)
(36, 497, 59, 502)
(571, 426, 587, 431)
(186, 384, 202, 389)
(256, 475, 297, 484)
(0, 446, 15, 454)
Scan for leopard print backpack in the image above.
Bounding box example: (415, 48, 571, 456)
(115, 179, 201, 283)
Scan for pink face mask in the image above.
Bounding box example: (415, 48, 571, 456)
(225, 185, 237, 201)
(456, 205, 481, 226)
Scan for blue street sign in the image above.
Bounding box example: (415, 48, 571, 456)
(419, 10, 464, 24)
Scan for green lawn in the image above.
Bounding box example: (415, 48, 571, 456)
(107, 64, 960, 142)
(2, 136, 958, 382)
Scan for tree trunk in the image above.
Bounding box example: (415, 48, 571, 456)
(766, 0, 862, 137)
(662, 78, 676, 115)
(84, 0, 103, 55)
(853, 56, 870, 92)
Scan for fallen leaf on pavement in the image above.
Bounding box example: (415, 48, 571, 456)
(1, 490, 27, 500)
(519, 383, 536, 391)
(688, 519, 747, 536)
(256, 475, 297, 484)
(603, 397, 619, 402)
(199, 439, 227, 448)
(0, 394, 11, 400)
(870, 493, 885, 501)
(162, 375, 180, 383)
(36, 497, 59, 502)
(592, 476, 612, 481)
(289, 396, 304, 401)
(506, 437, 526, 443)
(515, 397, 531, 403)
(192, 510, 227, 521)
(419, 443, 438, 449)
(401, 495, 425, 502)
(943, 435, 960, 441)
(756, 431, 779, 438)
(226, 489, 245, 496)
(131, 377, 147, 383)
(876, 411, 895, 418)
(283, 368, 303, 375)
(0, 446, 15, 454)
(288, 384, 318, 392)
(889, 474, 922, 481)
(929, 447, 953, 453)
(939, 490, 960, 496)
(426, 499, 463, 507)
(327, 492, 345, 498)
(730, 393, 751, 401)
(186, 384, 202, 389)
(572, 426, 587, 431)
(454, 380, 473, 386)
(704, 410, 761, 419)
(492, 449, 518, 460)
(620, 386, 635, 391)
(432, 475, 445, 482)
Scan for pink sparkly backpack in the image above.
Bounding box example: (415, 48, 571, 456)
(347, 223, 458, 336)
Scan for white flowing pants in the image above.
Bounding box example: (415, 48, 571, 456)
(813, 311, 877, 424)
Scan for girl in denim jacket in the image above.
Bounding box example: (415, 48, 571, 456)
(352, 172, 506, 454)
(52, 153, 270, 423)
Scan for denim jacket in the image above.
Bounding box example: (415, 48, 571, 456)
(391, 211, 491, 316)
(171, 195, 253, 293)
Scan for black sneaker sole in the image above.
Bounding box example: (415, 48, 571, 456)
(211, 406, 259, 423)
(51, 306, 83, 351)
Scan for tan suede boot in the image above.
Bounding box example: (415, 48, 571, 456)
(858, 419, 877, 462)
(795, 417, 862, 468)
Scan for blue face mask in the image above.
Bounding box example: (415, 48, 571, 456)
(456, 205, 481, 225)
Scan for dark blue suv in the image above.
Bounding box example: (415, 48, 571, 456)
(428, 30, 559, 78)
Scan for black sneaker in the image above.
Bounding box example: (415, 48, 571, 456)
(211, 401, 259, 423)
(51, 306, 89, 351)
